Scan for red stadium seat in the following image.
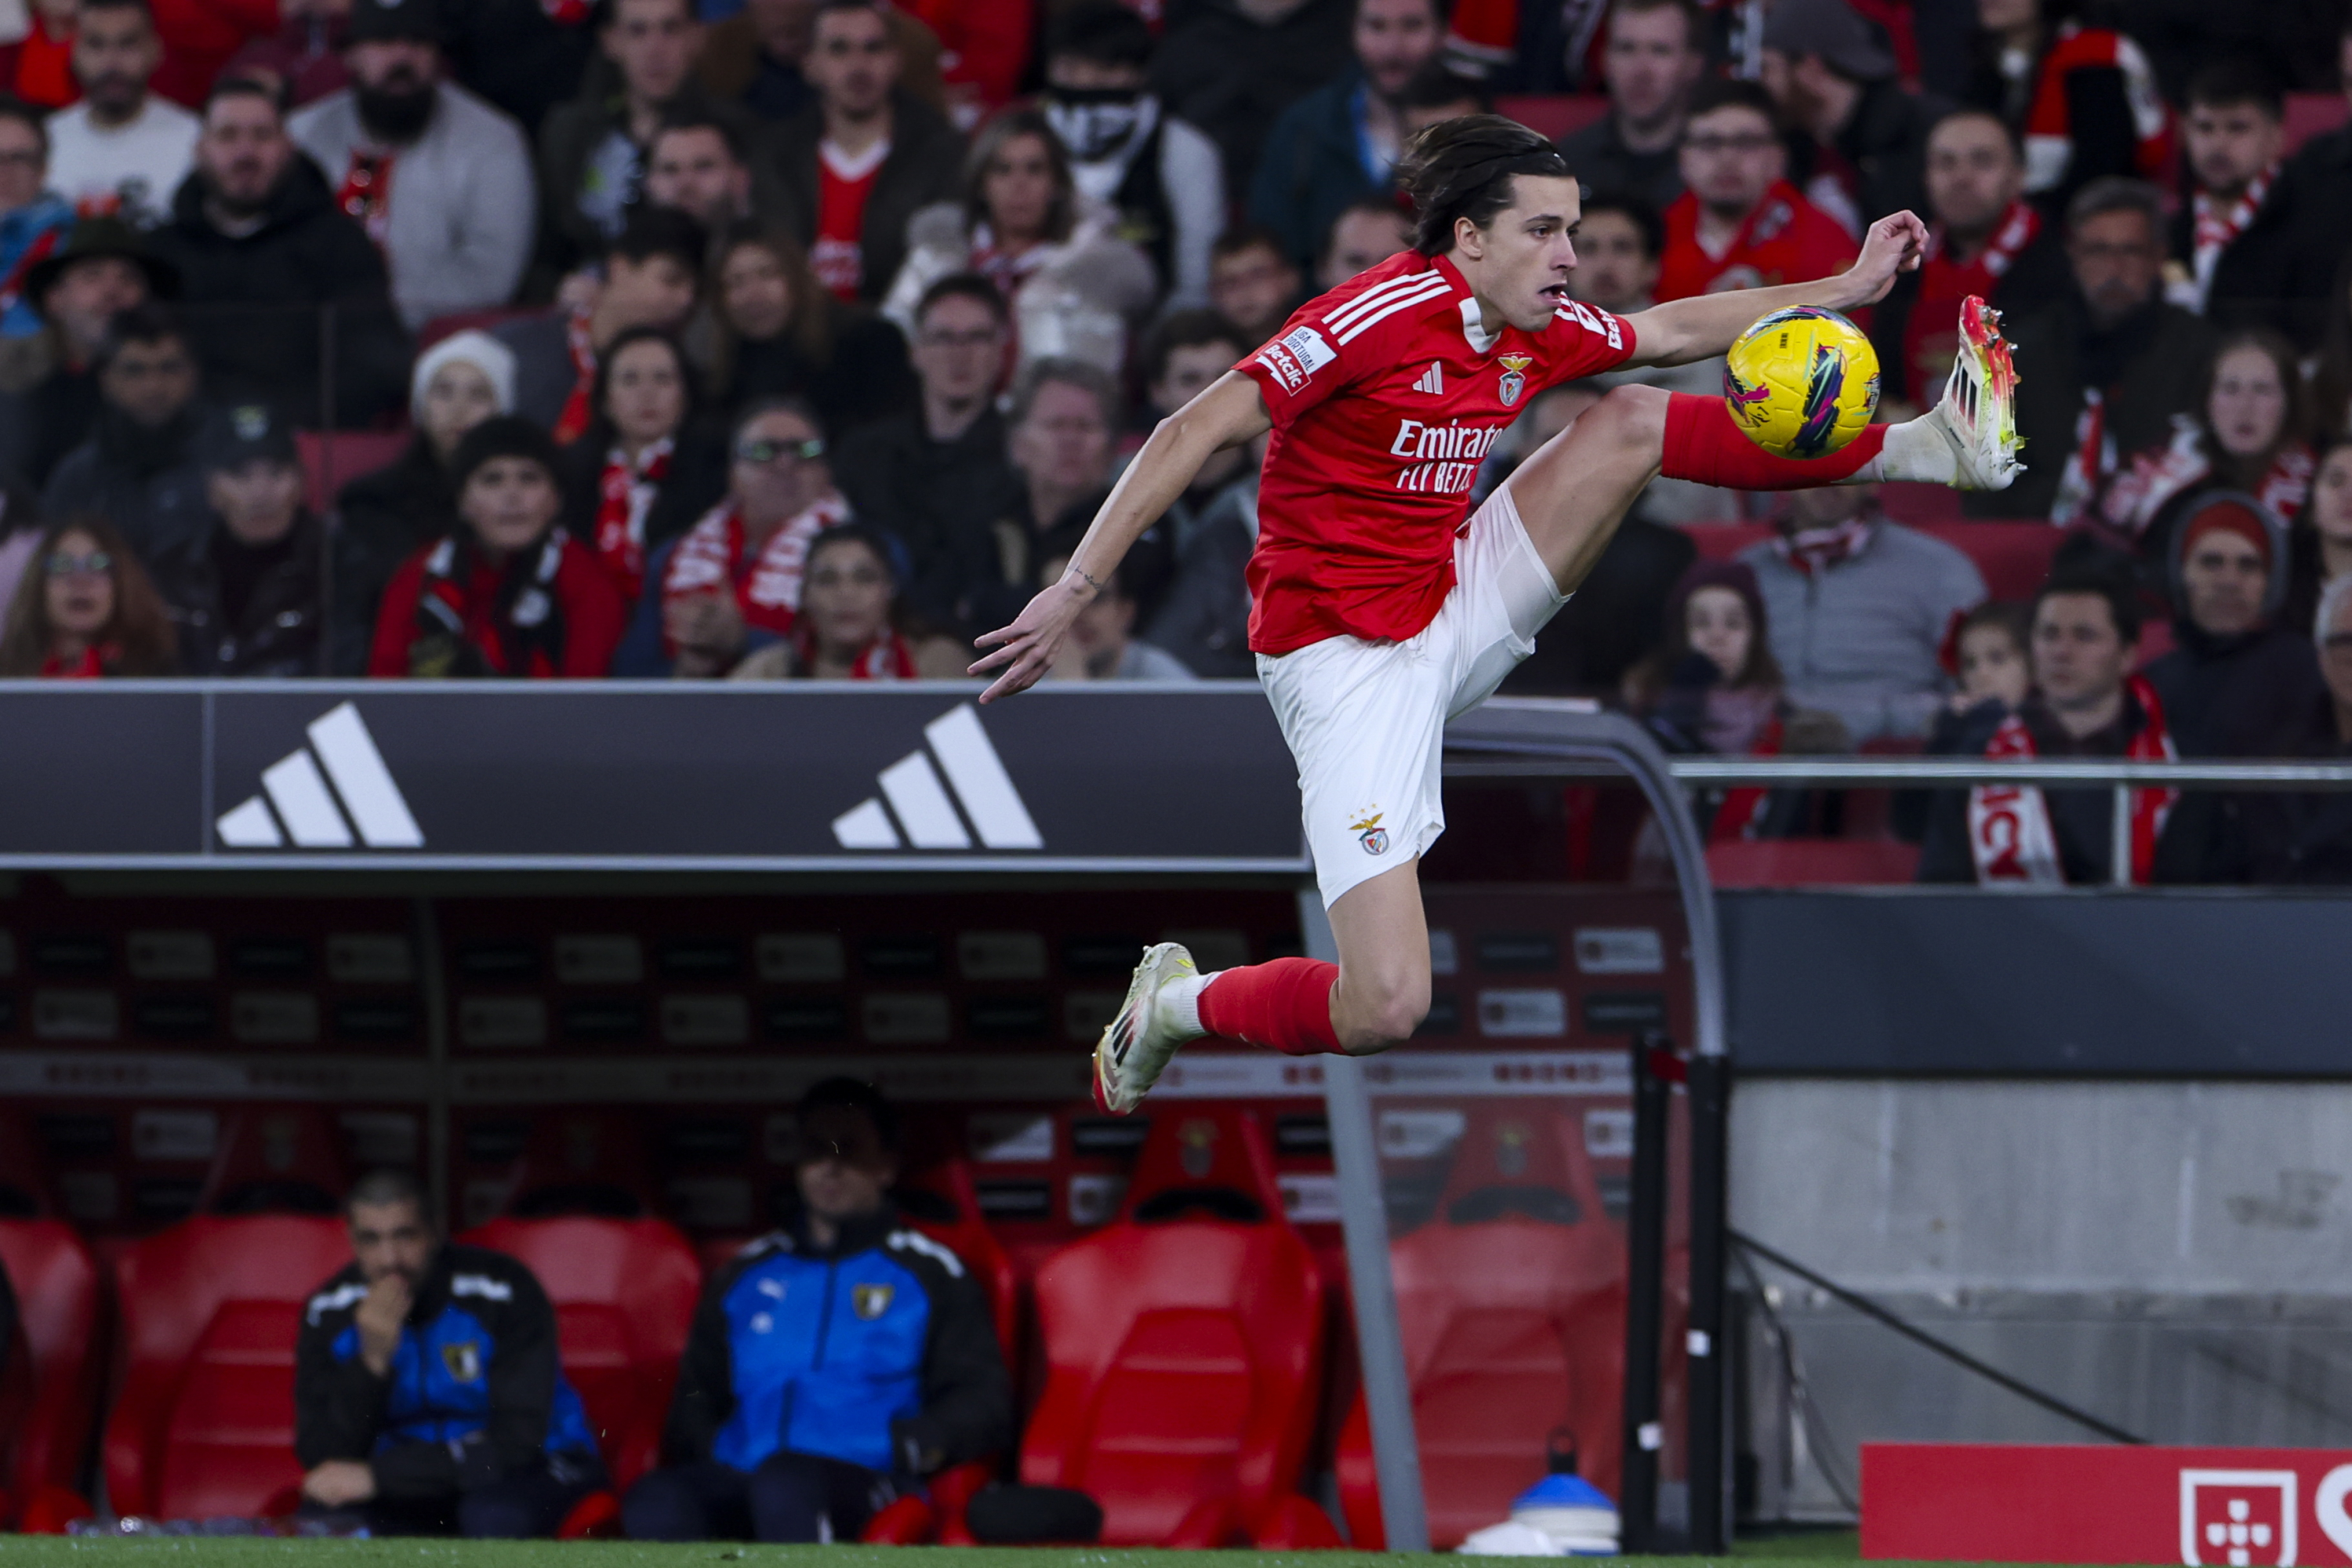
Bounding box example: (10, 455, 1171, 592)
(455, 1215, 702, 1494)
(1012, 1105, 1338, 1548)
(1335, 1102, 1630, 1548)
(1495, 93, 1608, 143)
(2285, 92, 2348, 155)
(296, 430, 408, 517)
(196, 1105, 353, 1218)
(1707, 838, 1921, 885)
(0, 1105, 103, 1532)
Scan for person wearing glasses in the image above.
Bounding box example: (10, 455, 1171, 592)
(0, 514, 180, 676)
(0, 96, 71, 342)
(1653, 78, 1857, 305)
(614, 397, 850, 678)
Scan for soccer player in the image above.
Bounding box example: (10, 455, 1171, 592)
(970, 115, 2019, 1112)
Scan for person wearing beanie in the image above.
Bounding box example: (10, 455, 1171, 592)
(2145, 495, 2326, 762)
(366, 413, 627, 678)
(150, 400, 327, 676)
(1759, 0, 1947, 235)
(289, 0, 537, 332)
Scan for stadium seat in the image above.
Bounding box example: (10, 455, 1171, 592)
(1334, 1102, 1630, 1549)
(1706, 837, 1921, 886)
(497, 1110, 662, 1221)
(0, 1106, 105, 1533)
(1679, 521, 2061, 606)
(295, 430, 408, 517)
(1007, 1105, 1338, 1548)
(103, 1107, 355, 1521)
(1494, 93, 1607, 143)
(2285, 91, 2349, 154)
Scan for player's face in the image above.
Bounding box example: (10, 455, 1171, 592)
(1566, 208, 1657, 314)
(2206, 344, 2287, 459)
(2183, 532, 2267, 637)
(348, 1200, 436, 1288)
(1925, 114, 2021, 236)
(1461, 173, 1581, 333)
(1681, 105, 1782, 216)
(2185, 99, 2284, 197)
(2031, 593, 2131, 710)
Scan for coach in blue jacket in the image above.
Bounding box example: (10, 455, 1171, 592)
(625, 1079, 1014, 1543)
(294, 1170, 605, 1536)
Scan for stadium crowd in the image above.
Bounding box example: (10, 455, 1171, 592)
(0, 0, 2343, 877)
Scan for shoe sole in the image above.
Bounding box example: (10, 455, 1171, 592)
(1947, 295, 2024, 490)
(1092, 942, 1197, 1115)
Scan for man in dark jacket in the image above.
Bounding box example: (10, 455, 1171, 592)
(768, 0, 963, 307)
(151, 403, 325, 677)
(1760, 0, 1945, 234)
(2169, 59, 2350, 340)
(0, 218, 176, 493)
(146, 80, 409, 430)
(1553, 0, 1707, 216)
(623, 1079, 1013, 1544)
(1152, 0, 1354, 194)
(1997, 177, 2214, 521)
(41, 302, 209, 563)
(296, 1169, 604, 1538)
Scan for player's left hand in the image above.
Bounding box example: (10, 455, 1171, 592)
(1846, 211, 1929, 305)
(970, 575, 1091, 703)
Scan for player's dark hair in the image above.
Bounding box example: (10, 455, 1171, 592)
(1397, 114, 1576, 256)
(2186, 56, 2283, 120)
(1142, 307, 1246, 387)
(797, 1076, 900, 1153)
(914, 270, 1011, 331)
(346, 1167, 429, 1218)
(1577, 189, 1664, 260)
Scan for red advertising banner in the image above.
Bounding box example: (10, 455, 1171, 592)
(1864, 1445, 2352, 1566)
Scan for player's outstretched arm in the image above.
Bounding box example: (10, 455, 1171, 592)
(970, 370, 1272, 703)
(1617, 210, 1928, 369)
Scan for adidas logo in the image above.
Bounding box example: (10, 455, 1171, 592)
(216, 702, 423, 851)
(833, 703, 1041, 851)
(1413, 362, 1444, 395)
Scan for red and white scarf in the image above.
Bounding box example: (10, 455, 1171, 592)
(591, 437, 671, 599)
(659, 494, 850, 656)
(1771, 515, 1874, 576)
(2189, 162, 2277, 313)
(796, 625, 918, 680)
(40, 642, 110, 679)
(2099, 417, 2313, 536)
(552, 309, 598, 446)
(1968, 676, 2177, 886)
(1709, 712, 1784, 843)
(1906, 201, 2039, 397)
(336, 150, 395, 249)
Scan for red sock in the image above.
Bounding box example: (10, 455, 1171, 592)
(1196, 958, 1342, 1056)
(1660, 391, 1886, 489)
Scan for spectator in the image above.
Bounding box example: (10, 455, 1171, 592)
(0, 97, 73, 339)
(1041, 2, 1224, 310)
(730, 521, 952, 677)
(2144, 496, 2324, 760)
(2002, 177, 2216, 523)
(496, 205, 704, 438)
(1655, 78, 1857, 303)
(1868, 107, 2069, 408)
(1207, 224, 1302, 348)
(1, 220, 174, 494)
(1246, 0, 1441, 271)
(884, 108, 1153, 378)
(1497, 382, 1697, 699)
(1395, 58, 1489, 138)
(623, 1078, 1012, 1544)
(441, 0, 597, 139)
(2283, 18, 2352, 336)
(641, 111, 768, 234)
(288, 0, 538, 332)
(536, 0, 718, 285)
(334, 331, 517, 674)
(557, 326, 727, 600)
(830, 272, 1015, 637)
(711, 221, 912, 434)
(1151, 0, 1352, 195)
(2316, 258, 2352, 446)
(44, 0, 198, 227)
(41, 302, 207, 561)
(1317, 195, 1410, 291)
(771, 0, 964, 307)
(1949, 598, 2034, 717)
(0, 513, 178, 675)
(1038, 546, 1196, 680)
(2, 0, 80, 112)
(2172, 59, 2345, 340)
(151, 401, 322, 676)
(1739, 485, 1987, 742)
(1132, 309, 1254, 677)
(2096, 330, 2311, 572)
(1137, 310, 1249, 551)
(148, 79, 409, 430)
(1759, 0, 1941, 240)
(695, 0, 953, 129)
(294, 1169, 606, 1538)
(1554, 0, 1704, 216)
(1917, 567, 2184, 885)
(2286, 438, 2352, 641)
(613, 397, 848, 678)
(1963, 0, 2169, 217)
(368, 416, 629, 678)
(2237, 575, 2352, 883)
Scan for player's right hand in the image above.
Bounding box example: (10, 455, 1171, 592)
(970, 575, 1091, 703)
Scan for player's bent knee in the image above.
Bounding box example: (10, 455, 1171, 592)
(1588, 383, 1668, 448)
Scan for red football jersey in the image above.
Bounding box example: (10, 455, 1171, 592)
(1237, 251, 1638, 656)
(1654, 180, 1859, 304)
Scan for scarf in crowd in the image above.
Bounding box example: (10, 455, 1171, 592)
(2190, 163, 2276, 311)
(967, 222, 1053, 301)
(1770, 515, 1874, 575)
(1968, 676, 2177, 886)
(408, 532, 568, 678)
(2098, 416, 2312, 535)
(1905, 202, 2039, 396)
(796, 623, 918, 680)
(590, 436, 672, 599)
(335, 151, 396, 249)
(40, 642, 111, 679)
(552, 309, 598, 446)
(1708, 710, 1784, 843)
(659, 493, 850, 657)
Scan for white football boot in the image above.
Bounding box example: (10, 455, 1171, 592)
(1926, 295, 2024, 491)
(1092, 941, 1200, 1115)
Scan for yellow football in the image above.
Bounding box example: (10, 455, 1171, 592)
(1721, 307, 1882, 459)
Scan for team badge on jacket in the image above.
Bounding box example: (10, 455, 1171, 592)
(1498, 354, 1534, 407)
(1352, 811, 1389, 855)
(442, 1341, 482, 1382)
(852, 1283, 895, 1320)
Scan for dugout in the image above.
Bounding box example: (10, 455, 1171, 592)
(0, 682, 1726, 1552)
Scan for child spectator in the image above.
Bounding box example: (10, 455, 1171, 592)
(0, 513, 178, 675)
(368, 416, 628, 678)
(710, 221, 911, 435)
(1951, 601, 2034, 717)
(555, 326, 727, 601)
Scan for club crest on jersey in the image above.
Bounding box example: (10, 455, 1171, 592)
(1498, 354, 1534, 407)
(1352, 811, 1390, 855)
(443, 1341, 483, 1382)
(853, 1283, 895, 1319)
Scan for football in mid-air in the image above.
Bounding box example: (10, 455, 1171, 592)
(1721, 307, 1882, 459)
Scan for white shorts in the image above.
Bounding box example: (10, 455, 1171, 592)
(1258, 485, 1567, 909)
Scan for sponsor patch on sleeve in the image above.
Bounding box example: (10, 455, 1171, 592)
(1281, 325, 1337, 374)
(1254, 341, 1307, 392)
